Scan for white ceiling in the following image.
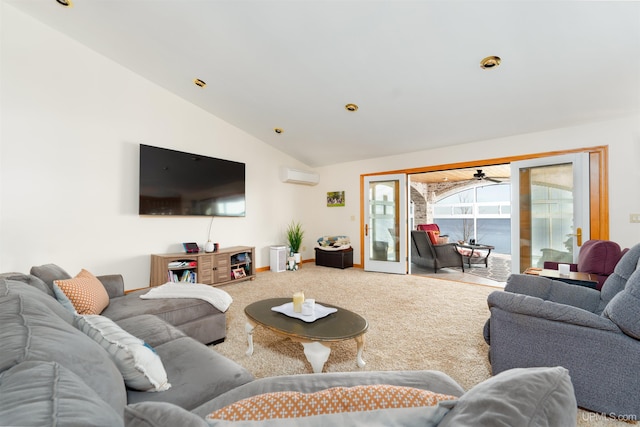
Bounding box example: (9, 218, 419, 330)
(6, 0, 640, 167)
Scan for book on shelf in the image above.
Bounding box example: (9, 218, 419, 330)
(167, 270, 197, 283)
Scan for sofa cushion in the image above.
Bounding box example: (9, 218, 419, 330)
(30, 263, 72, 293)
(75, 315, 171, 392)
(103, 288, 222, 325)
(603, 268, 640, 339)
(206, 384, 456, 423)
(116, 314, 187, 347)
(54, 269, 110, 315)
(0, 361, 124, 427)
(126, 336, 254, 411)
(0, 272, 53, 296)
(0, 293, 127, 414)
(0, 277, 74, 324)
(437, 366, 577, 427)
(125, 402, 209, 427)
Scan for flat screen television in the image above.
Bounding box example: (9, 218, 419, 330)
(139, 144, 245, 217)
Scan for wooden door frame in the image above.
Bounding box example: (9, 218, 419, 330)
(359, 145, 608, 267)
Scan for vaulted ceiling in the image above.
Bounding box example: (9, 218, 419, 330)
(6, 0, 639, 167)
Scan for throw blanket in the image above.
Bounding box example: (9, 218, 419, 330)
(140, 283, 233, 312)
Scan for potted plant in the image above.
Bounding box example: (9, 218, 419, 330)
(286, 220, 304, 265)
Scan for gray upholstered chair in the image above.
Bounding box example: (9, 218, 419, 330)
(410, 230, 464, 273)
(484, 243, 640, 417)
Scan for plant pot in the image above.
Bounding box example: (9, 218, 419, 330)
(293, 253, 301, 263)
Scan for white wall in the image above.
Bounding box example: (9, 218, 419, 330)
(308, 115, 640, 264)
(0, 5, 311, 289)
(3, 5, 639, 288)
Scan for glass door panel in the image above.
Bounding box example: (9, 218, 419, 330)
(511, 154, 589, 273)
(364, 174, 407, 274)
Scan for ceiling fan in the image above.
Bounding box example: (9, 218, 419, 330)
(472, 169, 502, 183)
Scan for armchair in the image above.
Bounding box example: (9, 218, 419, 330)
(484, 243, 640, 417)
(543, 239, 627, 290)
(410, 230, 464, 273)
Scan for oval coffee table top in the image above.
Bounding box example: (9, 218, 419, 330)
(245, 297, 368, 342)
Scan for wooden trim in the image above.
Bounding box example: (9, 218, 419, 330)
(359, 146, 609, 267)
(359, 174, 365, 269)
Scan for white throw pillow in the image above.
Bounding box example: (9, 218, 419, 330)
(75, 315, 171, 392)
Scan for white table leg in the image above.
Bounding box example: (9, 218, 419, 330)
(301, 342, 331, 373)
(245, 322, 256, 356)
(355, 335, 366, 368)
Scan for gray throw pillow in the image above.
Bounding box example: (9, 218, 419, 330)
(438, 366, 577, 427)
(30, 263, 72, 292)
(0, 361, 123, 427)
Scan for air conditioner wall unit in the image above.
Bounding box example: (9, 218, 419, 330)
(280, 167, 319, 186)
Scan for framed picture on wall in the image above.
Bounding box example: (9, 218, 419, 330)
(327, 191, 345, 207)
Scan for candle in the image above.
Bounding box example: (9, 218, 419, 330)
(292, 291, 305, 313)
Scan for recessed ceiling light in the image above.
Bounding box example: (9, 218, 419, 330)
(274, 128, 284, 134)
(480, 56, 501, 69)
(56, 0, 73, 7)
(345, 103, 359, 112)
(193, 78, 206, 88)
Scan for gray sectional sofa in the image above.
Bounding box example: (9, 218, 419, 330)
(0, 264, 579, 426)
(29, 264, 228, 345)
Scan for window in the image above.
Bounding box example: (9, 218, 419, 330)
(434, 184, 511, 254)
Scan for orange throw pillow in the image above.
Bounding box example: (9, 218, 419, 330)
(426, 231, 439, 245)
(54, 269, 109, 315)
(207, 384, 456, 421)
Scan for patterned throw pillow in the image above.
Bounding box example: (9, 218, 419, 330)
(54, 269, 110, 315)
(207, 384, 456, 421)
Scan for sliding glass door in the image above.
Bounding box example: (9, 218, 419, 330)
(510, 153, 590, 273)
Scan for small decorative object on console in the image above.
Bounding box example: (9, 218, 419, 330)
(183, 242, 199, 253)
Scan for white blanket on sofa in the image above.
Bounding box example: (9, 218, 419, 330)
(140, 282, 233, 312)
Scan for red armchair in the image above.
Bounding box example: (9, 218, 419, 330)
(543, 239, 627, 290)
(416, 224, 448, 244)
(417, 224, 440, 233)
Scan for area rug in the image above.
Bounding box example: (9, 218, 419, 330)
(455, 252, 511, 283)
(211, 265, 626, 426)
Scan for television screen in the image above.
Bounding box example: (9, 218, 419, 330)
(139, 144, 245, 217)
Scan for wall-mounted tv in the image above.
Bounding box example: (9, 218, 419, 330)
(139, 144, 245, 217)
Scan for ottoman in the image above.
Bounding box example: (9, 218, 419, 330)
(315, 247, 354, 269)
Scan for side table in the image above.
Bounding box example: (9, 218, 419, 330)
(456, 243, 495, 268)
(525, 267, 598, 289)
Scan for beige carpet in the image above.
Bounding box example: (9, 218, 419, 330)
(212, 264, 628, 426)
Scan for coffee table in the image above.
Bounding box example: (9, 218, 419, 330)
(244, 297, 368, 373)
